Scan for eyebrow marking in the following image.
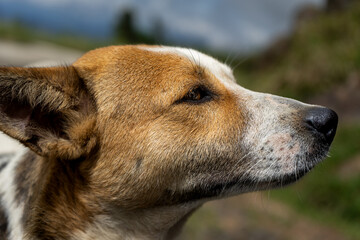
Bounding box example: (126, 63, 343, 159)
(140, 46, 235, 83)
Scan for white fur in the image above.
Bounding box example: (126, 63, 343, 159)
(72, 204, 200, 240)
(142, 46, 236, 86)
(0, 148, 26, 240)
(0, 132, 24, 154)
(142, 45, 322, 187)
(0, 46, 329, 239)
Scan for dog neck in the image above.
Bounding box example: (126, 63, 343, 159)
(72, 205, 200, 240)
(11, 150, 200, 240)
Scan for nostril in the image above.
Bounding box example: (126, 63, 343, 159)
(304, 107, 338, 144)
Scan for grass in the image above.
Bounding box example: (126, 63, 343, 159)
(1, 6, 360, 238)
(227, 4, 360, 236)
(182, 207, 222, 239)
(233, 1, 360, 101)
(230, 5, 360, 236)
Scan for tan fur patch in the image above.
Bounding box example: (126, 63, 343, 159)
(0, 45, 335, 239)
(73, 46, 246, 209)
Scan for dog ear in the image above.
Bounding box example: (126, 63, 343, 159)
(0, 66, 97, 160)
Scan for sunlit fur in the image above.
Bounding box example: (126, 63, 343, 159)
(0, 45, 333, 240)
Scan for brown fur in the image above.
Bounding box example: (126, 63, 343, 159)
(0, 45, 335, 239)
(0, 46, 247, 238)
(73, 46, 246, 208)
(0, 66, 99, 238)
(0, 66, 97, 160)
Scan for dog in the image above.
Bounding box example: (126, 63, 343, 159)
(0, 45, 338, 240)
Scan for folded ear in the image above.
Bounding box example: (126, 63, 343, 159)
(0, 66, 97, 160)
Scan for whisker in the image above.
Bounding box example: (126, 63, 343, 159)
(228, 50, 245, 68)
(220, 151, 253, 195)
(224, 52, 232, 66)
(224, 45, 239, 66)
(187, 48, 197, 69)
(294, 157, 298, 182)
(231, 57, 249, 72)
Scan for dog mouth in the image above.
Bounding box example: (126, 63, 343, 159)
(161, 167, 312, 205)
(161, 143, 329, 205)
(158, 123, 333, 206)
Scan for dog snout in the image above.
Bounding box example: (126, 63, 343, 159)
(304, 107, 338, 144)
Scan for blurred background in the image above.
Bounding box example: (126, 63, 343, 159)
(0, 0, 359, 239)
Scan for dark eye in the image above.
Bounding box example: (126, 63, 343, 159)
(176, 86, 212, 104)
(185, 88, 202, 101)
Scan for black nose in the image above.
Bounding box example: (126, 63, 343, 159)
(304, 107, 338, 144)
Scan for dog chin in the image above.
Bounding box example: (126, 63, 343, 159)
(253, 145, 329, 186)
(167, 148, 329, 205)
(198, 167, 311, 201)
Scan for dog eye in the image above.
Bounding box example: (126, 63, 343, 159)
(186, 88, 202, 101)
(177, 87, 212, 104)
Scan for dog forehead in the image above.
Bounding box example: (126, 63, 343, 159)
(140, 46, 235, 83)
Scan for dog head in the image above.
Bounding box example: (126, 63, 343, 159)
(0, 45, 337, 209)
